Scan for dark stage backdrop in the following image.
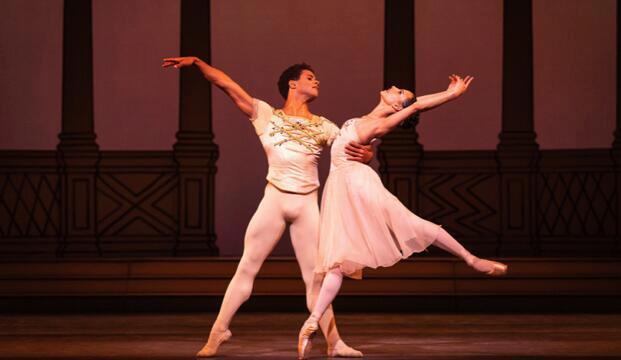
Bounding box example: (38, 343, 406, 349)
(0, 0, 618, 257)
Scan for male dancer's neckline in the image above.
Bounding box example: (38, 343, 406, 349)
(280, 99, 315, 121)
(277, 109, 318, 122)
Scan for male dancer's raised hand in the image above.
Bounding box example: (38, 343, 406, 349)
(162, 56, 196, 69)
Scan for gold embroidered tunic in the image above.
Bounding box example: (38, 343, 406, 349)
(249, 99, 340, 194)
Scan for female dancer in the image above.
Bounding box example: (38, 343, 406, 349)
(297, 75, 508, 359)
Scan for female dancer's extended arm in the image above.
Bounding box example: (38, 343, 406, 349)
(162, 56, 254, 117)
(374, 75, 473, 138)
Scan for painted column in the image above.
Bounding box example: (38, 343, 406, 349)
(378, 0, 422, 211)
(173, 0, 219, 255)
(496, 0, 540, 255)
(57, 0, 100, 257)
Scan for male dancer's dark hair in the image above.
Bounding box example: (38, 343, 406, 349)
(277, 63, 315, 99)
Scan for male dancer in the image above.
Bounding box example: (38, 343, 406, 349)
(162, 57, 371, 358)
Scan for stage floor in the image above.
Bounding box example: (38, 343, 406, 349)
(1, 312, 620, 359)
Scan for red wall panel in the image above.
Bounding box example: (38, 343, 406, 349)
(93, 0, 179, 150)
(534, 0, 616, 149)
(416, 0, 502, 150)
(0, 0, 63, 150)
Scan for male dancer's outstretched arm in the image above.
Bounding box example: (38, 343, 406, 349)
(163, 56, 374, 164)
(163, 56, 254, 117)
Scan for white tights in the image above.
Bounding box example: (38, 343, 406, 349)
(309, 227, 491, 321)
(210, 183, 342, 346)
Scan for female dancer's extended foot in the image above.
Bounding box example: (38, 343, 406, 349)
(297, 318, 319, 359)
(467, 256, 508, 276)
(327, 340, 363, 358)
(196, 328, 232, 358)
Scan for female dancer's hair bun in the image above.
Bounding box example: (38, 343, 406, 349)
(399, 95, 419, 129)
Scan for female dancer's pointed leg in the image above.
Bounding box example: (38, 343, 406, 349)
(432, 227, 507, 276)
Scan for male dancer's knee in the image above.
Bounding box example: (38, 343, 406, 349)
(230, 257, 263, 302)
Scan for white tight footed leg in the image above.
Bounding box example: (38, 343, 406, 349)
(309, 269, 344, 326)
(290, 203, 362, 357)
(198, 188, 286, 357)
(298, 269, 345, 359)
(307, 274, 362, 357)
(432, 227, 508, 276)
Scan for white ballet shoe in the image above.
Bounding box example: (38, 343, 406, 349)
(196, 329, 232, 358)
(297, 318, 319, 359)
(467, 256, 508, 276)
(327, 339, 363, 358)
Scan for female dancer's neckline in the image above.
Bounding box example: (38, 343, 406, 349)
(361, 114, 381, 122)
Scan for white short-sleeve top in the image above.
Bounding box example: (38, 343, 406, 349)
(250, 98, 340, 194)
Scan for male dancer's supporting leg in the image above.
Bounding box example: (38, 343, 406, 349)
(289, 195, 362, 358)
(197, 185, 362, 357)
(197, 186, 286, 357)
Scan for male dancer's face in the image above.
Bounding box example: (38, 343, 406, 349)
(290, 70, 320, 102)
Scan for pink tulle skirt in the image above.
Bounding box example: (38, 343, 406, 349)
(315, 163, 441, 279)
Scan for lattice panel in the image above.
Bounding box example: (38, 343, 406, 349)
(418, 173, 499, 237)
(0, 173, 60, 237)
(97, 172, 178, 236)
(537, 172, 617, 236)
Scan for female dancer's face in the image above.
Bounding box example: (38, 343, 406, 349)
(380, 86, 414, 111)
(291, 70, 320, 100)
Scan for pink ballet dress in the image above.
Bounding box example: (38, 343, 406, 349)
(315, 118, 441, 279)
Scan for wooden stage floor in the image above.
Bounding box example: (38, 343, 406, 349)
(1, 312, 620, 359)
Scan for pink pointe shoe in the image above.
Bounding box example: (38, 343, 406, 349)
(196, 329, 232, 358)
(468, 256, 508, 276)
(297, 319, 319, 359)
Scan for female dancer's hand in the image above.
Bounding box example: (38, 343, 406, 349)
(447, 74, 474, 97)
(162, 56, 197, 69)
